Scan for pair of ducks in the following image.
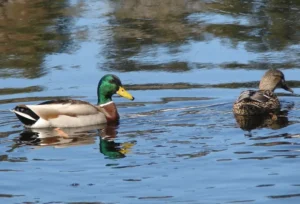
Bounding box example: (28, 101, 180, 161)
(12, 69, 293, 128)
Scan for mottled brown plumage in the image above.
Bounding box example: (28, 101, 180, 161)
(233, 69, 293, 116)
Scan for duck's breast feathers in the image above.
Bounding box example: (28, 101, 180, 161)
(237, 90, 275, 103)
(28, 99, 99, 119)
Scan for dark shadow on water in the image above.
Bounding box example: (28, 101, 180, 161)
(126, 81, 300, 92)
(0, 86, 44, 96)
(11, 124, 135, 159)
(268, 193, 300, 199)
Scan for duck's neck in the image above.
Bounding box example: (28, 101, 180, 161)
(97, 85, 119, 122)
(259, 87, 275, 92)
(97, 81, 113, 105)
(99, 101, 120, 123)
(259, 81, 276, 92)
(98, 95, 112, 105)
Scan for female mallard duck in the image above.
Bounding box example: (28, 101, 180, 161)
(11, 74, 134, 128)
(233, 69, 293, 115)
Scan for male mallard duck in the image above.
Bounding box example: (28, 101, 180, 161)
(11, 74, 134, 128)
(233, 69, 293, 115)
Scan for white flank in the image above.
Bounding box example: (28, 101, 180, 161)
(11, 110, 37, 121)
(30, 113, 107, 128)
(12, 102, 108, 128)
(30, 117, 50, 128)
(27, 103, 99, 116)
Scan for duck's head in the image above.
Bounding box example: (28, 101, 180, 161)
(259, 69, 293, 93)
(97, 74, 134, 105)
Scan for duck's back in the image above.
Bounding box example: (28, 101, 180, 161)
(233, 90, 280, 115)
(12, 99, 107, 128)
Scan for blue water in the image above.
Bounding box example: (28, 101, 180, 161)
(1, 0, 300, 203)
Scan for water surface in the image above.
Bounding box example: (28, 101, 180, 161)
(1, 0, 300, 203)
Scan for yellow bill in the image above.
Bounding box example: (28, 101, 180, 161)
(116, 86, 134, 100)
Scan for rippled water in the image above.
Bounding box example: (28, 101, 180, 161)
(1, 0, 300, 203)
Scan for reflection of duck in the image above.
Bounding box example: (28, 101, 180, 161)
(99, 125, 136, 159)
(233, 69, 293, 116)
(235, 113, 289, 132)
(11, 74, 134, 128)
(14, 124, 135, 159)
(16, 124, 106, 147)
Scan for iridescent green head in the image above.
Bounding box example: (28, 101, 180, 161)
(97, 74, 134, 105)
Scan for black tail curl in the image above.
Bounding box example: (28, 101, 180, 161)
(14, 106, 39, 126)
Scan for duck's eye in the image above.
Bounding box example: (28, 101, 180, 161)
(110, 79, 115, 84)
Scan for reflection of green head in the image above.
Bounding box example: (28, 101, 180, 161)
(99, 137, 125, 159)
(97, 74, 134, 105)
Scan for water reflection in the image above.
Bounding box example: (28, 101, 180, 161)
(15, 124, 103, 147)
(1, 0, 299, 78)
(105, 0, 205, 71)
(204, 1, 300, 51)
(12, 124, 135, 159)
(235, 113, 289, 136)
(100, 124, 136, 159)
(1, 0, 300, 203)
(0, 0, 73, 78)
(105, 0, 300, 72)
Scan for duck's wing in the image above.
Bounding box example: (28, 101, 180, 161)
(237, 90, 271, 103)
(31, 99, 100, 119)
(12, 99, 100, 124)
